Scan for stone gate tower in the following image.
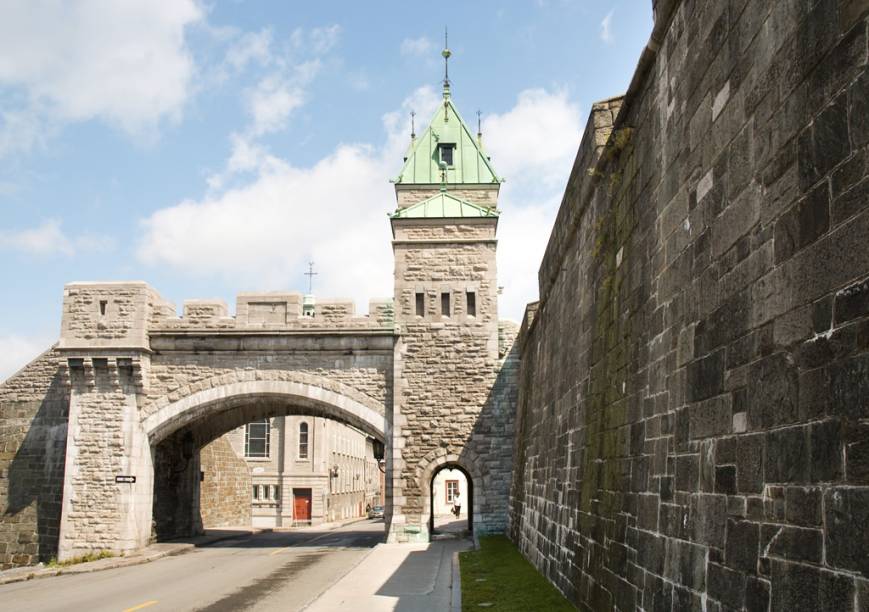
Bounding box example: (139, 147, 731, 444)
(386, 49, 519, 542)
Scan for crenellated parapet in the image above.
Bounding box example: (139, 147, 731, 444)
(58, 282, 396, 352)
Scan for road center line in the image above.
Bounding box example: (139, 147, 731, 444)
(122, 600, 158, 612)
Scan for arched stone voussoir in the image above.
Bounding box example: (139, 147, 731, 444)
(142, 379, 386, 445)
(415, 446, 486, 492)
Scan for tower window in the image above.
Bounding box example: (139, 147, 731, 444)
(299, 422, 309, 459)
(466, 291, 476, 317)
(245, 419, 270, 458)
(415, 292, 425, 316)
(441, 292, 451, 317)
(439, 143, 455, 166)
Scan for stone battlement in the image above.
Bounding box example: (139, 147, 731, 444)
(58, 282, 395, 352)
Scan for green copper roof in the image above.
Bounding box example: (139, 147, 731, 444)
(394, 97, 501, 185)
(390, 191, 499, 219)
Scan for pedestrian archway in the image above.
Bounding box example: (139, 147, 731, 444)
(429, 464, 472, 537)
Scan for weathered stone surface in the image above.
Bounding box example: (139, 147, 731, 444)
(199, 436, 251, 528)
(508, 1, 869, 609)
(0, 349, 68, 570)
(825, 487, 869, 576)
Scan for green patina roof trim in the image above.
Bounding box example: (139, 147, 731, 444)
(389, 191, 499, 219)
(394, 97, 501, 185)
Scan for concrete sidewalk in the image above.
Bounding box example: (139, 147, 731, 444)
(304, 538, 471, 612)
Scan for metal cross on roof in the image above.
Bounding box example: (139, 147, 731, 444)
(305, 261, 318, 294)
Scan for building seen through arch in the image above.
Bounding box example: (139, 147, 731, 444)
(431, 466, 470, 536)
(199, 415, 384, 528)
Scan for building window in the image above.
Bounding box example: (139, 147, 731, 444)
(245, 419, 270, 458)
(262, 484, 271, 500)
(466, 291, 476, 317)
(299, 422, 309, 459)
(415, 292, 425, 316)
(252, 485, 259, 500)
(446, 480, 460, 503)
(273, 485, 280, 501)
(441, 292, 451, 317)
(439, 143, 455, 166)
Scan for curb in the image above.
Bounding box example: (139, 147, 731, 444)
(0, 529, 259, 587)
(451, 550, 462, 612)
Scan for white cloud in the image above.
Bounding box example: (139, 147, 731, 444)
(309, 25, 342, 55)
(481, 89, 583, 320)
(290, 25, 342, 55)
(247, 74, 307, 136)
(601, 10, 614, 44)
(0, 106, 52, 157)
(0, 219, 114, 257)
(225, 28, 273, 72)
(137, 145, 397, 306)
(0, 334, 55, 383)
(400, 37, 433, 57)
(0, 219, 73, 255)
(482, 88, 582, 189)
(137, 87, 580, 322)
(0, 1, 203, 143)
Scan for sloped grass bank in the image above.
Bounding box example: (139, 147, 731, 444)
(460, 535, 574, 611)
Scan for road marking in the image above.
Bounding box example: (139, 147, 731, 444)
(122, 600, 158, 612)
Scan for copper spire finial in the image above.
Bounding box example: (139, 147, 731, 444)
(441, 27, 451, 98)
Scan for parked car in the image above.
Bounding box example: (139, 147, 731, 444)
(367, 505, 384, 519)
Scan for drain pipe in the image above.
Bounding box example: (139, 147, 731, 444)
(276, 416, 285, 528)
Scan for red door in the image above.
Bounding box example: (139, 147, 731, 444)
(293, 489, 312, 521)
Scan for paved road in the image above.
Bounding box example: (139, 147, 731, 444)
(0, 520, 385, 612)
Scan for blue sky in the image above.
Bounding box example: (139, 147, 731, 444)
(0, 1, 652, 380)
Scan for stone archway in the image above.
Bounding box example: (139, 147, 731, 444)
(144, 381, 387, 541)
(143, 379, 386, 445)
(58, 377, 387, 561)
(415, 447, 486, 541)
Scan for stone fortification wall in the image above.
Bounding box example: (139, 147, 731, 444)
(0, 348, 69, 569)
(199, 436, 251, 528)
(509, 1, 869, 610)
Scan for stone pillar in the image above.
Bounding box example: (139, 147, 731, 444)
(385, 334, 407, 542)
(57, 357, 153, 561)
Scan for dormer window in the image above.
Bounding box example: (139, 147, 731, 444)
(439, 143, 455, 166)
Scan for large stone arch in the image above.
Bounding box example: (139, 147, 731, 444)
(59, 372, 388, 561)
(142, 378, 386, 445)
(415, 447, 486, 540)
(144, 379, 387, 542)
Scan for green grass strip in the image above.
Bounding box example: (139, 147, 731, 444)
(459, 535, 574, 611)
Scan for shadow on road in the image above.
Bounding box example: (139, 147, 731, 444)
(165, 519, 387, 551)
